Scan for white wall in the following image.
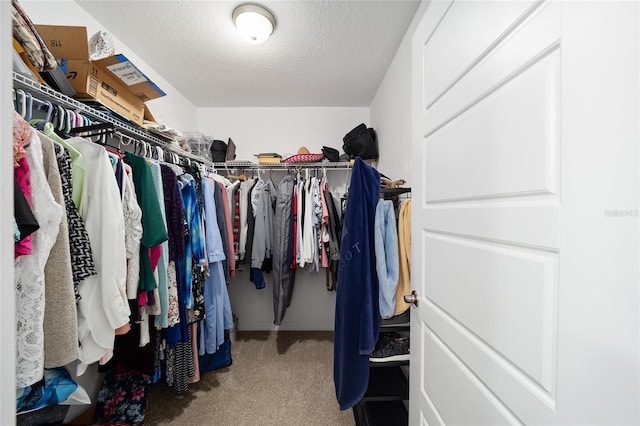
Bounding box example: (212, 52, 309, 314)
(198, 107, 368, 330)
(370, 1, 429, 178)
(1, 1, 15, 424)
(197, 107, 368, 161)
(20, 0, 197, 131)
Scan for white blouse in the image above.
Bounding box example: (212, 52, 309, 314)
(67, 137, 130, 376)
(15, 128, 63, 388)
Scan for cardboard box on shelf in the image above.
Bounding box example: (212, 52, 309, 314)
(35, 25, 165, 126)
(70, 61, 147, 125)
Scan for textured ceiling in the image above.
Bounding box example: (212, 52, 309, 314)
(76, 0, 421, 107)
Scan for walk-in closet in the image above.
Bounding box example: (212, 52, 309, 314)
(3, 0, 640, 425)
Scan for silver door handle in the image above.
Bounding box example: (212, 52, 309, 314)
(404, 291, 418, 307)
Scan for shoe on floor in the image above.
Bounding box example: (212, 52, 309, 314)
(369, 332, 410, 363)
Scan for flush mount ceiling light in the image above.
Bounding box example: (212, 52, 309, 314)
(232, 4, 276, 44)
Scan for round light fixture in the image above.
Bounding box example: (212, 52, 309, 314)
(232, 4, 276, 44)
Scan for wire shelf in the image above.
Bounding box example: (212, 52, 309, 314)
(13, 72, 356, 171)
(12, 72, 214, 166)
(213, 161, 353, 170)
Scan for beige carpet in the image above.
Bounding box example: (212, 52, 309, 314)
(144, 331, 355, 426)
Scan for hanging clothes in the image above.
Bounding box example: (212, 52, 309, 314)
(54, 143, 96, 303)
(374, 199, 399, 319)
(238, 179, 255, 261)
(13, 177, 38, 253)
(309, 177, 321, 271)
(13, 113, 37, 259)
(299, 178, 314, 267)
(199, 178, 233, 354)
(295, 178, 302, 266)
(324, 188, 342, 291)
(250, 178, 276, 289)
(123, 153, 168, 294)
(272, 175, 296, 325)
(233, 188, 241, 262)
(148, 162, 170, 329)
(243, 178, 257, 267)
(15, 124, 63, 388)
(394, 199, 412, 316)
(334, 157, 380, 410)
(160, 169, 194, 393)
(39, 132, 79, 368)
(14, 113, 34, 258)
(178, 173, 206, 321)
(122, 163, 143, 300)
(68, 136, 130, 376)
(226, 180, 241, 262)
(213, 181, 231, 280)
(160, 165, 185, 329)
(319, 176, 330, 269)
(42, 122, 86, 215)
(218, 181, 236, 277)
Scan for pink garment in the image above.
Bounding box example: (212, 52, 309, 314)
(14, 157, 32, 258)
(139, 246, 162, 307)
(138, 291, 148, 307)
(148, 245, 162, 271)
(217, 182, 236, 277)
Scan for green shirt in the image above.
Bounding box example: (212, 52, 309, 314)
(124, 153, 169, 291)
(42, 123, 86, 215)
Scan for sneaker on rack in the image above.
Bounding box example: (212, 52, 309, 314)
(369, 332, 410, 363)
(380, 309, 410, 327)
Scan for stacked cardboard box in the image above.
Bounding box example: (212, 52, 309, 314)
(35, 25, 165, 126)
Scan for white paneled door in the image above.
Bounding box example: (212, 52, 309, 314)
(410, 1, 639, 424)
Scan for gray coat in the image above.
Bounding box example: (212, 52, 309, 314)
(251, 179, 276, 269)
(272, 175, 296, 325)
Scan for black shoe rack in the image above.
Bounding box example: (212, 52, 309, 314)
(353, 315, 410, 426)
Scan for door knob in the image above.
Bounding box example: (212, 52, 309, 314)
(404, 291, 418, 307)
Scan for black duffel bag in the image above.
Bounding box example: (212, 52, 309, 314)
(210, 139, 228, 162)
(343, 123, 378, 160)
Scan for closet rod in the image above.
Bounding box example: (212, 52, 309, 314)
(12, 72, 214, 167)
(212, 161, 354, 170)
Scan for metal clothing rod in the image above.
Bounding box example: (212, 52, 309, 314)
(12, 72, 214, 167)
(212, 161, 353, 170)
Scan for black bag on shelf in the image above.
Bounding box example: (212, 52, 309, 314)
(226, 138, 237, 161)
(322, 146, 340, 162)
(210, 139, 228, 162)
(342, 123, 378, 160)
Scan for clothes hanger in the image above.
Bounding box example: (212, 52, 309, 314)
(33, 98, 53, 130)
(227, 174, 246, 181)
(28, 97, 50, 130)
(226, 163, 246, 181)
(24, 92, 33, 121)
(15, 89, 26, 118)
(120, 134, 134, 149)
(56, 105, 66, 132)
(64, 108, 74, 135)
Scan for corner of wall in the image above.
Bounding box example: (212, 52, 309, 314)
(369, 1, 429, 180)
(1, 0, 16, 424)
